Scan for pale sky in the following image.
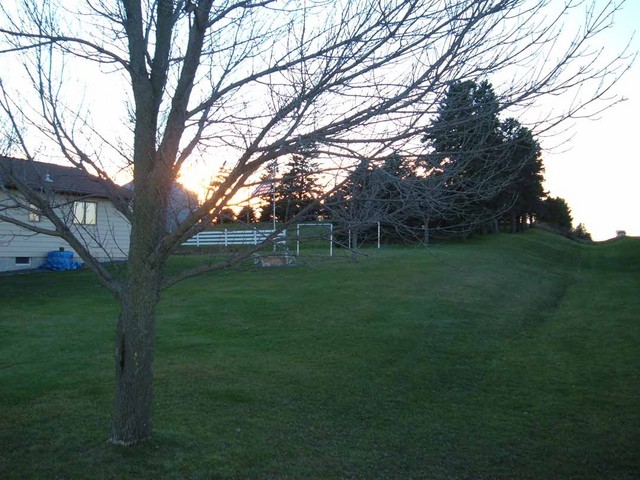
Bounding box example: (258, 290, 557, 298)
(179, 1, 640, 241)
(543, 0, 639, 240)
(2, 1, 637, 241)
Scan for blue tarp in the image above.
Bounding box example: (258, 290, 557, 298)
(40, 250, 83, 271)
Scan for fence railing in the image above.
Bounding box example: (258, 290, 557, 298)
(181, 229, 286, 247)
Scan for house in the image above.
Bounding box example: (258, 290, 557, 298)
(0, 156, 132, 272)
(123, 181, 199, 232)
(166, 183, 200, 231)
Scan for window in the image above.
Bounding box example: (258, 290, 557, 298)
(73, 201, 97, 225)
(15, 257, 31, 265)
(29, 204, 41, 222)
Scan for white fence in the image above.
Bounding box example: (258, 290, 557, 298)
(182, 229, 286, 247)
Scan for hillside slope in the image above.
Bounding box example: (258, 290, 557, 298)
(0, 229, 638, 478)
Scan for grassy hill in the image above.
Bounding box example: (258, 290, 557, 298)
(0, 229, 638, 478)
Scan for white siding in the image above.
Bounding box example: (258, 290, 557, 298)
(0, 190, 130, 271)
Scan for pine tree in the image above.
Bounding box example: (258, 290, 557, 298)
(494, 118, 545, 232)
(273, 154, 321, 222)
(421, 80, 505, 233)
(538, 197, 573, 232)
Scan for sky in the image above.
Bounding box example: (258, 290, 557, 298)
(543, 0, 639, 240)
(177, 1, 640, 241)
(1, 1, 637, 241)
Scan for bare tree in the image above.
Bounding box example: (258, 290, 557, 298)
(0, 0, 632, 445)
(324, 159, 390, 260)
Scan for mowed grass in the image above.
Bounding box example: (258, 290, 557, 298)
(0, 229, 638, 479)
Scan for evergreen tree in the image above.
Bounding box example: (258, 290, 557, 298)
(265, 154, 321, 222)
(256, 161, 277, 224)
(495, 118, 545, 232)
(424, 80, 502, 178)
(215, 208, 235, 224)
(420, 80, 506, 233)
(236, 205, 257, 224)
(570, 223, 592, 242)
(538, 196, 573, 232)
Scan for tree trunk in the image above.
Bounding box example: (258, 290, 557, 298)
(108, 165, 167, 445)
(109, 270, 160, 445)
(422, 216, 431, 247)
(350, 230, 359, 262)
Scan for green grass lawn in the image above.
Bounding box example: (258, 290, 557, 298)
(1, 229, 638, 479)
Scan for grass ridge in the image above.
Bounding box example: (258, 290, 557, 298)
(0, 229, 638, 479)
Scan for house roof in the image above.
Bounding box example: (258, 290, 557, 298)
(0, 156, 129, 198)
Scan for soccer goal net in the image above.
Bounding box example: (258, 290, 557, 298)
(295, 223, 334, 257)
